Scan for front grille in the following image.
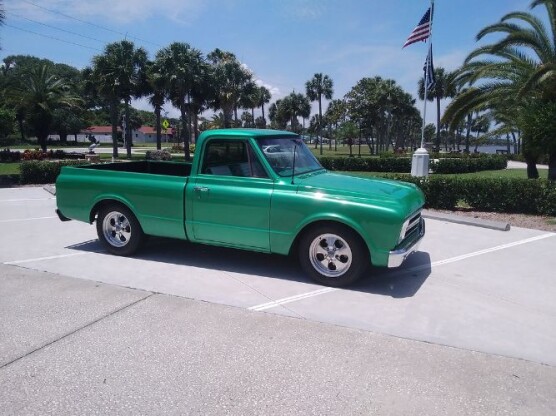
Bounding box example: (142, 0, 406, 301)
(398, 210, 422, 244)
(404, 211, 422, 239)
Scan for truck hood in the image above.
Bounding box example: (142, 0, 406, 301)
(295, 171, 424, 217)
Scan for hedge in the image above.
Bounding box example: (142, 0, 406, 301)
(318, 154, 506, 174)
(19, 160, 88, 185)
(373, 174, 556, 216)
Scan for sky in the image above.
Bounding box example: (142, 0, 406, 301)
(0, 0, 537, 123)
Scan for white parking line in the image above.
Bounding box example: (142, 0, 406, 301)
(1, 198, 55, 202)
(248, 287, 337, 311)
(4, 252, 89, 265)
(248, 233, 556, 312)
(0, 216, 58, 223)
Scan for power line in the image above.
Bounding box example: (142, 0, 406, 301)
(4, 23, 102, 52)
(7, 11, 108, 45)
(19, 0, 162, 47)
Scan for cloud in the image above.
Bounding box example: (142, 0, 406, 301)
(9, 0, 206, 25)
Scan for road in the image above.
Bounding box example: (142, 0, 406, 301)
(1, 186, 555, 415)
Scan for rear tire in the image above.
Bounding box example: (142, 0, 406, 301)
(298, 223, 369, 287)
(96, 204, 144, 256)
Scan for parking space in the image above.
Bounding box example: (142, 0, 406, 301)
(1, 186, 555, 366)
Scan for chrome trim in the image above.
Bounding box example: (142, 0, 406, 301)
(398, 210, 422, 244)
(388, 218, 425, 268)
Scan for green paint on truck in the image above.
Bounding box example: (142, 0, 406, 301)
(56, 129, 425, 287)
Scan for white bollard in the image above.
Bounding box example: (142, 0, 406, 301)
(411, 148, 430, 177)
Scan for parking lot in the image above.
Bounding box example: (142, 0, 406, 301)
(1, 186, 556, 414)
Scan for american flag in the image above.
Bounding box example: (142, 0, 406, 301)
(403, 7, 433, 48)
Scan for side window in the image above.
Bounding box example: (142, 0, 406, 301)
(202, 140, 268, 178)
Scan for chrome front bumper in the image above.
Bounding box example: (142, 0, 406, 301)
(387, 218, 425, 268)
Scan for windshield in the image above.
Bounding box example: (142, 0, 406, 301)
(256, 137, 324, 177)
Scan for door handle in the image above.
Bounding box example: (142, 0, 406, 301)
(194, 186, 210, 193)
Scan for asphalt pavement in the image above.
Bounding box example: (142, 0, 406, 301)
(1, 186, 555, 415)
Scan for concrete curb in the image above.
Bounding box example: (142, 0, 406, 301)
(43, 184, 56, 195)
(423, 209, 511, 231)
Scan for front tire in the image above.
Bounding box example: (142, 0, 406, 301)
(96, 204, 144, 256)
(298, 223, 369, 287)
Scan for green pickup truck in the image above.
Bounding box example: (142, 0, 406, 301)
(56, 128, 425, 287)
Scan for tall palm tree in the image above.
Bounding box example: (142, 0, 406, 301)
(145, 60, 166, 150)
(418, 67, 456, 152)
(306, 73, 334, 155)
(257, 86, 272, 125)
(91, 40, 148, 158)
(156, 42, 207, 160)
(239, 80, 259, 127)
(7, 65, 81, 151)
(443, 0, 556, 179)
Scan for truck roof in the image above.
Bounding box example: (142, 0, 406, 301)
(198, 128, 299, 140)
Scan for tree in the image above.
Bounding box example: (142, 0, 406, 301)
(207, 49, 253, 129)
(336, 121, 359, 157)
(272, 92, 311, 133)
(239, 81, 259, 127)
(443, 0, 556, 179)
(345, 76, 419, 153)
(257, 86, 272, 125)
(418, 67, 456, 152)
(6, 65, 81, 150)
(144, 59, 166, 150)
(306, 73, 334, 155)
(2, 55, 83, 142)
(90, 41, 148, 158)
(156, 42, 207, 160)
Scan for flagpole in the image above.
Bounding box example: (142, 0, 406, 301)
(411, 0, 434, 177)
(420, 0, 434, 149)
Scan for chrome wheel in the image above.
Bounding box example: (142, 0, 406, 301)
(102, 211, 132, 248)
(308, 233, 353, 278)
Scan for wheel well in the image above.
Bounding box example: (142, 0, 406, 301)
(89, 199, 130, 224)
(289, 220, 370, 259)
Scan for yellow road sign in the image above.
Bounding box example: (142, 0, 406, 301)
(162, 119, 170, 129)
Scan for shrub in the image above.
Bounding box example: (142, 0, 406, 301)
(430, 155, 507, 174)
(166, 144, 196, 154)
(19, 160, 88, 185)
(370, 174, 556, 216)
(319, 154, 506, 174)
(319, 156, 412, 173)
(145, 150, 172, 161)
(0, 149, 21, 162)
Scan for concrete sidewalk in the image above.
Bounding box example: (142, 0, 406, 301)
(1, 264, 555, 415)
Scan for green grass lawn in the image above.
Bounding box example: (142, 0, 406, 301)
(0, 163, 20, 175)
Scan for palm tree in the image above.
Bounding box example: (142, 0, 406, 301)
(91, 41, 148, 158)
(306, 73, 334, 155)
(443, 0, 556, 179)
(145, 60, 166, 150)
(239, 80, 259, 127)
(257, 86, 272, 125)
(207, 49, 253, 128)
(418, 67, 456, 152)
(278, 92, 311, 133)
(6, 65, 81, 151)
(156, 42, 207, 161)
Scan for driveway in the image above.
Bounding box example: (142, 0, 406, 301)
(1, 186, 555, 414)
